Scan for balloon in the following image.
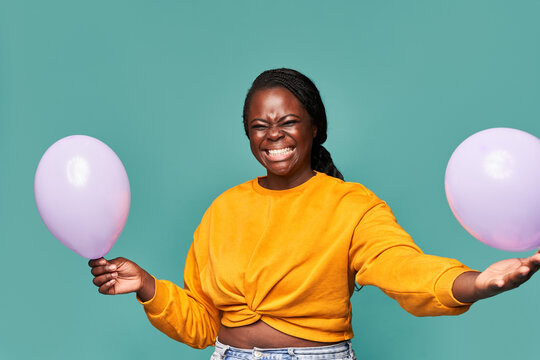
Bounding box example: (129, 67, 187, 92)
(445, 128, 540, 252)
(34, 135, 130, 259)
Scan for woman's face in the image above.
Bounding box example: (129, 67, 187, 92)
(247, 87, 317, 180)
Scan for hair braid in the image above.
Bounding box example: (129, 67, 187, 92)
(311, 143, 343, 180)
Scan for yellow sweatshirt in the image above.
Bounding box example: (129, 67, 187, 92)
(138, 172, 474, 349)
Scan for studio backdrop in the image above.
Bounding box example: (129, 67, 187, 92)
(1, 1, 539, 359)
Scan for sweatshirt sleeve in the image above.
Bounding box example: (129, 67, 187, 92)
(137, 244, 221, 349)
(350, 199, 475, 316)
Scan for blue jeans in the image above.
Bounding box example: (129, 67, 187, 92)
(211, 338, 357, 360)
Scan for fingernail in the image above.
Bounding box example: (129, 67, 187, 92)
(111, 272, 118, 278)
(108, 265, 116, 271)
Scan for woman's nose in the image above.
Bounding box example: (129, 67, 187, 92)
(267, 126, 284, 140)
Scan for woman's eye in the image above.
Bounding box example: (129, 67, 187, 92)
(251, 124, 266, 130)
(282, 121, 297, 126)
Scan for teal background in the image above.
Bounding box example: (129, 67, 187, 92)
(1, 1, 540, 359)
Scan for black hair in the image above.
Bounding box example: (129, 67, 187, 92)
(242, 68, 344, 180)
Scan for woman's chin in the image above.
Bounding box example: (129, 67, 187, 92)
(264, 162, 296, 177)
(266, 168, 293, 178)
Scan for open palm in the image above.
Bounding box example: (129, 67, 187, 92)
(475, 250, 540, 299)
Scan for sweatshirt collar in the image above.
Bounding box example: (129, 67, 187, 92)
(252, 171, 324, 195)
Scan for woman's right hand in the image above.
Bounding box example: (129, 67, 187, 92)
(88, 257, 156, 301)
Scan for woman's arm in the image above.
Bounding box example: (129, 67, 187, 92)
(452, 250, 540, 303)
(89, 254, 220, 349)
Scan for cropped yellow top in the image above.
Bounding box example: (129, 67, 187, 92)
(138, 172, 474, 349)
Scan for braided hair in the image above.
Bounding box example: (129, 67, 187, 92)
(242, 68, 344, 180)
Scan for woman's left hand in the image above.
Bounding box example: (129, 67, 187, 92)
(453, 249, 540, 303)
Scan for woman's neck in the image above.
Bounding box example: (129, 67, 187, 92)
(259, 169, 316, 190)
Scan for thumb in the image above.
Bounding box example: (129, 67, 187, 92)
(107, 257, 127, 267)
(88, 257, 110, 268)
(107, 257, 138, 275)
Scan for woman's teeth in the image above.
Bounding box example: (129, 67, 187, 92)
(267, 147, 293, 155)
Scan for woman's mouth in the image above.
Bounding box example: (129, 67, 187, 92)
(264, 147, 295, 161)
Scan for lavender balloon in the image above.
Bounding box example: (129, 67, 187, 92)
(35, 135, 130, 259)
(445, 128, 540, 251)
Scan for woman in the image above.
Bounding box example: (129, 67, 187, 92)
(89, 68, 540, 360)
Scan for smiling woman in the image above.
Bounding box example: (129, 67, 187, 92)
(88, 68, 540, 360)
(246, 87, 317, 189)
(242, 68, 343, 190)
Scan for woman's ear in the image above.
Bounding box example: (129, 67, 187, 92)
(312, 125, 317, 139)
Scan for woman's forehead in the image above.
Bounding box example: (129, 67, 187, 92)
(249, 87, 305, 116)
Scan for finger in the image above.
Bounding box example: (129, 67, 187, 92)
(528, 260, 540, 276)
(488, 279, 505, 291)
(108, 257, 126, 268)
(505, 267, 530, 288)
(518, 265, 531, 276)
(519, 254, 540, 278)
(517, 249, 540, 266)
(99, 279, 117, 295)
(519, 255, 540, 274)
(91, 263, 117, 276)
(92, 272, 118, 287)
(529, 253, 540, 266)
(88, 257, 108, 267)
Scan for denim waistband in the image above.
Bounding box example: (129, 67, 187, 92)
(213, 337, 354, 359)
